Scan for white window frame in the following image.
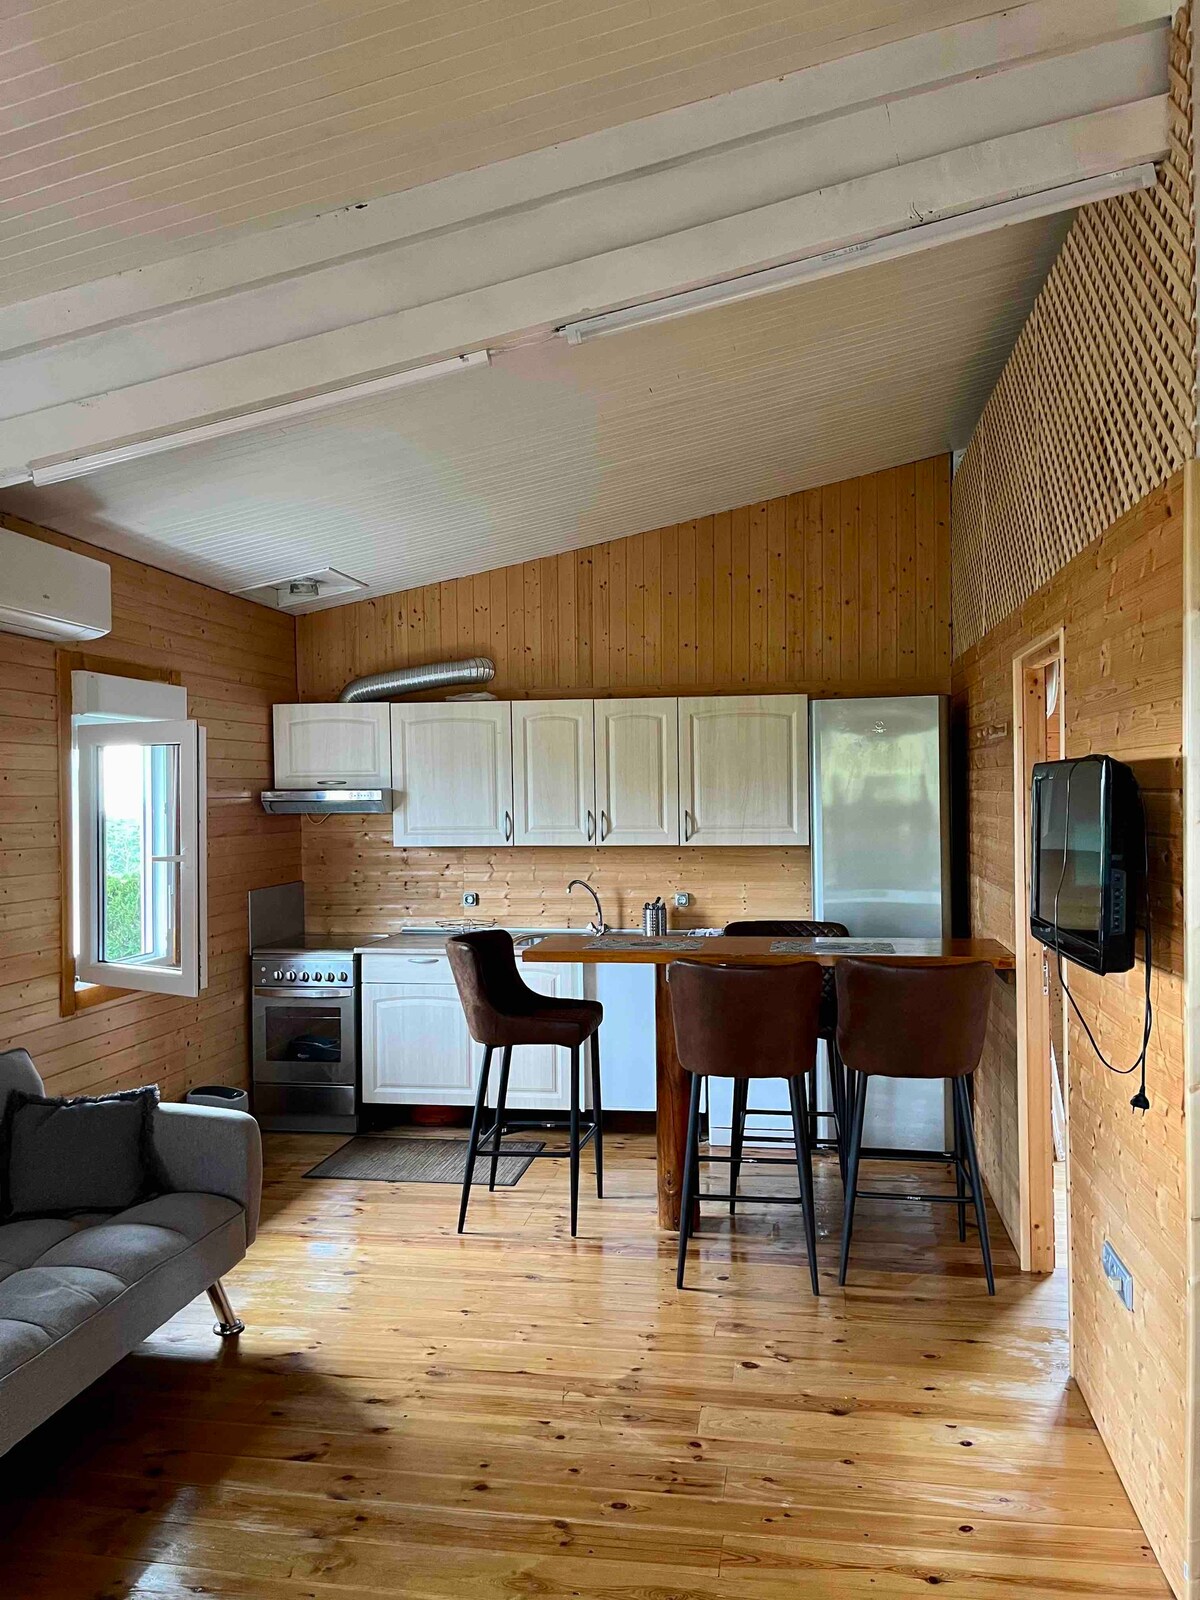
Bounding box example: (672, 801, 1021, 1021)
(74, 716, 208, 998)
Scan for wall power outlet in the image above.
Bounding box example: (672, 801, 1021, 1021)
(462, 892, 479, 908)
(1102, 1241, 1134, 1312)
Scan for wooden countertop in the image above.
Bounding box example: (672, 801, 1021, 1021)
(521, 934, 1015, 969)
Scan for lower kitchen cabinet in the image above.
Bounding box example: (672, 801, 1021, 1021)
(360, 953, 584, 1110)
(361, 959, 476, 1106)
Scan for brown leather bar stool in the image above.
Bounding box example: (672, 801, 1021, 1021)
(723, 920, 849, 1191)
(668, 959, 824, 1294)
(447, 931, 603, 1237)
(834, 959, 995, 1294)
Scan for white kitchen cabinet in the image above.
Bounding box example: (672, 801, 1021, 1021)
(272, 703, 391, 789)
(361, 956, 476, 1105)
(360, 951, 584, 1110)
(678, 694, 809, 846)
(594, 697, 679, 846)
(392, 702, 513, 847)
(512, 700, 596, 845)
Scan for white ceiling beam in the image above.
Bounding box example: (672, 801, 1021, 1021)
(0, 0, 1168, 355)
(0, 29, 1165, 422)
(0, 99, 1166, 488)
(0, 0, 1170, 486)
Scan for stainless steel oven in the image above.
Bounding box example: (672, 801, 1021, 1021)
(250, 948, 358, 1132)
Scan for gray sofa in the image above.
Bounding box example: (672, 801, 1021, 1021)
(0, 1047, 261, 1456)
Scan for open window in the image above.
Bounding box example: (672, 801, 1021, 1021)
(60, 659, 208, 1007)
(75, 719, 207, 996)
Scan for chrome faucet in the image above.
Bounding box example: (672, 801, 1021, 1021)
(567, 878, 607, 936)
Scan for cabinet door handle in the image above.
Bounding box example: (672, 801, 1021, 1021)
(683, 808, 693, 841)
(504, 810, 513, 842)
(600, 809, 609, 841)
(586, 809, 595, 841)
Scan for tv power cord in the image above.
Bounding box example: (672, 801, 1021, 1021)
(1049, 755, 1153, 1114)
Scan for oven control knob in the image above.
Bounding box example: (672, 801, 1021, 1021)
(272, 969, 283, 981)
(326, 970, 336, 982)
(300, 970, 310, 981)
(285, 970, 296, 981)
(339, 970, 349, 982)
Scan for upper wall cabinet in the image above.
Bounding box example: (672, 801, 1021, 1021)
(272, 703, 391, 789)
(679, 694, 809, 846)
(392, 703, 514, 847)
(512, 700, 596, 846)
(594, 698, 680, 846)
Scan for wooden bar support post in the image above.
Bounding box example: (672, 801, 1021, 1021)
(655, 964, 692, 1230)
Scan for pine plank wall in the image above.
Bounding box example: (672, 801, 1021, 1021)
(948, 14, 1193, 1580)
(0, 511, 300, 1102)
(297, 456, 951, 936)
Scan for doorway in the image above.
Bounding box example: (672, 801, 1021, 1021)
(1012, 630, 1066, 1275)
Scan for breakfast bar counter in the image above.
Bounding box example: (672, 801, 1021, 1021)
(522, 934, 1016, 1229)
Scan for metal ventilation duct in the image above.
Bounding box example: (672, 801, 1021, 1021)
(338, 656, 496, 703)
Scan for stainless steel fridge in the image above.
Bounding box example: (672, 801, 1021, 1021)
(811, 694, 950, 939)
(812, 694, 951, 1149)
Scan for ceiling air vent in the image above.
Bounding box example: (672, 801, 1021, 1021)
(238, 568, 366, 612)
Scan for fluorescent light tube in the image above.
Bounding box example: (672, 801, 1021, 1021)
(557, 167, 1157, 345)
(27, 350, 491, 487)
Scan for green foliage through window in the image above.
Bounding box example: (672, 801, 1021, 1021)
(103, 817, 144, 961)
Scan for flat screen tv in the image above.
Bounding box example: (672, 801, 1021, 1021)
(1029, 756, 1143, 975)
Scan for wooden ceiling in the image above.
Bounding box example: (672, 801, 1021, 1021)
(1, 0, 1015, 303)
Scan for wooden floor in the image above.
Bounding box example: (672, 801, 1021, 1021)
(0, 1132, 1170, 1598)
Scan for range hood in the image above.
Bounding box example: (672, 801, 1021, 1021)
(260, 789, 392, 815)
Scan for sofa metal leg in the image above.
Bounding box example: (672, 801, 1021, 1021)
(207, 1280, 245, 1338)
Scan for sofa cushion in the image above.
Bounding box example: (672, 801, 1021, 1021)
(0, 1265, 127, 1377)
(0, 1319, 51, 1379)
(35, 1193, 242, 1285)
(1, 1085, 165, 1219)
(0, 1219, 81, 1284)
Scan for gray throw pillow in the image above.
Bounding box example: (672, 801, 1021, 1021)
(0, 1085, 165, 1219)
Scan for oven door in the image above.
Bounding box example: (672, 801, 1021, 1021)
(252, 987, 357, 1086)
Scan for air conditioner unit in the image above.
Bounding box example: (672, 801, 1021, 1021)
(0, 526, 111, 642)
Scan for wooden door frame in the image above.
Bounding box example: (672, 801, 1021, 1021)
(1012, 627, 1066, 1275)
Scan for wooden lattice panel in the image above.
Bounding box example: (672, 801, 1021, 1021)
(951, 5, 1194, 657)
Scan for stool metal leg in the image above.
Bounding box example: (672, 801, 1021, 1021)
(488, 1044, 513, 1191)
(954, 1076, 995, 1294)
(676, 1074, 704, 1288)
(806, 1066, 819, 1149)
(953, 1076, 967, 1242)
(838, 1073, 868, 1286)
(828, 1042, 847, 1185)
(787, 1075, 820, 1296)
(729, 1077, 748, 1215)
(458, 1044, 494, 1233)
(569, 1045, 581, 1237)
(590, 1029, 604, 1199)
